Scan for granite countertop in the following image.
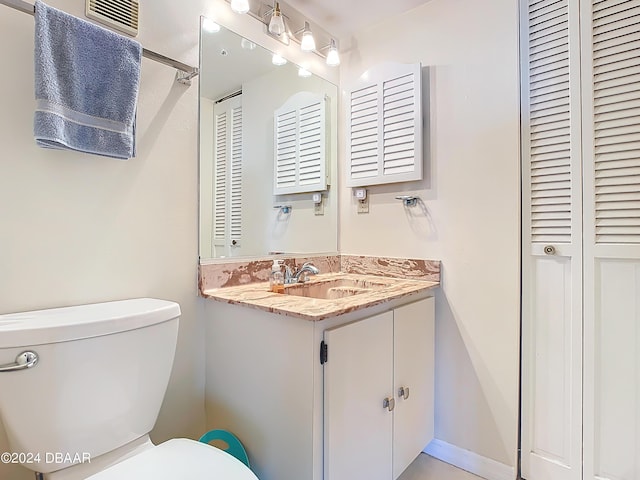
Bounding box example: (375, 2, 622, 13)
(202, 272, 439, 321)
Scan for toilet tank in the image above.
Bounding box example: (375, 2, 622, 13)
(0, 298, 180, 473)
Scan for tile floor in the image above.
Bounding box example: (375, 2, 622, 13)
(399, 454, 484, 480)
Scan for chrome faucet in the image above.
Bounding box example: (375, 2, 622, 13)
(285, 262, 320, 284)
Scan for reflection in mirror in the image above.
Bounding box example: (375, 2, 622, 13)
(199, 17, 338, 260)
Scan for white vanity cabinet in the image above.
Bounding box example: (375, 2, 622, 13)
(323, 297, 435, 480)
(204, 294, 434, 480)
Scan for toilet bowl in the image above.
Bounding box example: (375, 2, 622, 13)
(0, 298, 257, 480)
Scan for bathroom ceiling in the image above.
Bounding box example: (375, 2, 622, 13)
(283, 0, 433, 38)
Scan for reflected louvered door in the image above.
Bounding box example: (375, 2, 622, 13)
(582, 1, 640, 479)
(520, 0, 583, 479)
(273, 92, 327, 194)
(213, 110, 227, 254)
(346, 63, 422, 187)
(230, 104, 243, 249)
(213, 96, 243, 257)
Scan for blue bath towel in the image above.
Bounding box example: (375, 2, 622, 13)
(34, 0, 142, 159)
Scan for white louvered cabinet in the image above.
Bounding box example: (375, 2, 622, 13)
(213, 96, 243, 257)
(273, 92, 328, 195)
(521, 1, 640, 479)
(346, 62, 423, 187)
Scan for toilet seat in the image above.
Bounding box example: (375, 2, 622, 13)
(86, 438, 258, 479)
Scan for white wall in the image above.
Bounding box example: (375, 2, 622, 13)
(0, 1, 206, 478)
(339, 0, 521, 469)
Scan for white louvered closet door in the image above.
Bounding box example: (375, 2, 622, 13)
(520, 0, 583, 479)
(523, 0, 640, 479)
(213, 96, 243, 257)
(581, 1, 640, 479)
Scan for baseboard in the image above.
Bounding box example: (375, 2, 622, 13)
(424, 439, 515, 480)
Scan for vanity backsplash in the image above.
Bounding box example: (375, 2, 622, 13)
(199, 255, 440, 292)
(341, 255, 440, 281)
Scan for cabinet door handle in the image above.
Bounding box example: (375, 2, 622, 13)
(383, 396, 395, 412)
(398, 386, 410, 400)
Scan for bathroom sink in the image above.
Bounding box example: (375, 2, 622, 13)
(283, 278, 393, 300)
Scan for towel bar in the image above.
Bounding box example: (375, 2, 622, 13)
(0, 0, 200, 85)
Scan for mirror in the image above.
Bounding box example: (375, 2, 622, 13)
(199, 18, 338, 260)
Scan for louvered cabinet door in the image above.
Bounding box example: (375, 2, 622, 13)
(520, 0, 583, 479)
(581, 1, 640, 479)
(346, 62, 422, 187)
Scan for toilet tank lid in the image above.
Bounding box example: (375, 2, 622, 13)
(0, 298, 181, 348)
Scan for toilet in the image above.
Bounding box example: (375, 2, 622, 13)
(0, 298, 257, 479)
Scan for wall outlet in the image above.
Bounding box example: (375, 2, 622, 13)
(357, 196, 369, 214)
(314, 196, 325, 215)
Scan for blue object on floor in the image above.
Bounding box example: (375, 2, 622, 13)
(199, 429, 251, 468)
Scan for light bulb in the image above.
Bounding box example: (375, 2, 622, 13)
(230, 0, 250, 14)
(202, 18, 221, 33)
(272, 54, 287, 66)
(300, 22, 316, 52)
(298, 67, 312, 78)
(326, 39, 340, 66)
(268, 2, 286, 36)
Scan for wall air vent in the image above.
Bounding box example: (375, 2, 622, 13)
(86, 0, 139, 37)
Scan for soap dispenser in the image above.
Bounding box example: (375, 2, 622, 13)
(270, 259, 285, 294)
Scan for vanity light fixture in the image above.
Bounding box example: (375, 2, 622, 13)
(298, 67, 312, 78)
(300, 22, 316, 52)
(230, 0, 250, 14)
(271, 53, 287, 66)
(268, 2, 286, 36)
(225, 0, 336, 64)
(325, 39, 340, 66)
